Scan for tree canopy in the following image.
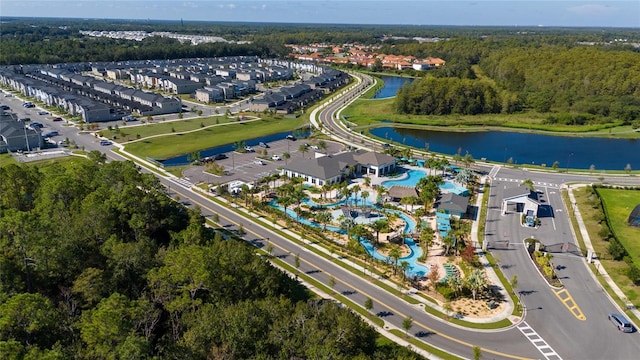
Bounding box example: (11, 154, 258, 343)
(0, 158, 421, 359)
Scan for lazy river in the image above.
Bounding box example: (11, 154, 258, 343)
(271, 195, 430, 278)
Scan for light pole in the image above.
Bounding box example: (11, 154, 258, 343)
(504, 147, 508, 164)
(566, 152, 573, 173)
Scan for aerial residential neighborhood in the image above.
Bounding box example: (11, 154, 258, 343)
(0, 6, 639, 360)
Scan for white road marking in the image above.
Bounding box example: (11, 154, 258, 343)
(517, 321, 563, 360)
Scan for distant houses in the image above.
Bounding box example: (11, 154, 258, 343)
(0, 56, 341, 122)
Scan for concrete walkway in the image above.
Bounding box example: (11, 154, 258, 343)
(567, 185, 640, 323)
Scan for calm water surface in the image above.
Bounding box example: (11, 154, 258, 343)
(372, 76, 413, 99)
(370, 127, 639, 170)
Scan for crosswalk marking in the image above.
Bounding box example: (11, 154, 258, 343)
(495, 177, 559, 188)
(517, 321, 563, 360)
(173, 177, 194, 188)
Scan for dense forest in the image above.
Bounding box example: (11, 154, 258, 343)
(0, 157, 421, 359)
(394, 41, 640, 123)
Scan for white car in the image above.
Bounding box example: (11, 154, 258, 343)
(254, 159, 265, 165)
(271, 154, 282, 161)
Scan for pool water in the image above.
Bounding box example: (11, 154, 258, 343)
(382, 169, 468, 196)
(271, 197, 429, 278)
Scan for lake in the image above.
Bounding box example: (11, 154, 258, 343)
(372, 76, 413, 99)
(370, 126, 639, 171)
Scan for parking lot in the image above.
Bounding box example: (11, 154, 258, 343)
(182, 137, 347, 185)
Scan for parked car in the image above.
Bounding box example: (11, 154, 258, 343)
(4, 93, 12, 97)
(244, 146, 255, 152)
(23, 102, 34, 108)
(30, 122, 43, 129)
(52, 117, 63, 122)
(38, 110, 49, 115)
(383, 143, 390, 148)
(43, 131, 59, 138)
(19, 117, 31, 122)
(213, 154, 228, 160)
(608, 313, 633, 333)
(99, 140, 112, 146)
(285, 134, 296, 141)
(253, 159, 265, 165)
(259, 141, 270, 148)
(271, 154, 282, 161)
(0, 105, 10, 110)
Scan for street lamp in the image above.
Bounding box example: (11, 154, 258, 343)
(566, 152, 573, 173)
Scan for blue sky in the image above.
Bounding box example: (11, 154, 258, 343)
(2, 1, 638, 28)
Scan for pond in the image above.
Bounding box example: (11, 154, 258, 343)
(372, 76, 413, 99)
(159, 129, 310, 166)
(370, 127, 640, 170)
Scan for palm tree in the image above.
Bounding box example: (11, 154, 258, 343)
(298, 143, 309, 159)
(448, 275, 464, 298)
(282, 152, 291, 166)
(279, 196, 293, 218)
(400, 261, 410, 281)
(466, 269, 487, 301)
(369, 219, 388, 245)
(321, 183, 332, 200)
(521, 179, 535, 191)
(352, 184, 361, 208)
(388, 244, 401, 276)
(361, 190, 370, 208)
(317, 140, 327, 152)
(463, 152, 475, 168)
(443, 233, 456, 256)
(316, 211, 332, 232)
(363, 176, 371, 187)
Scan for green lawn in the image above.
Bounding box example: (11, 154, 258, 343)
(98, 115, 242, 142)
(341, 97, 639, 138)
(597, 188, 640, 264)
(574, 187, 640, 308)
(124, 116, 308, 160)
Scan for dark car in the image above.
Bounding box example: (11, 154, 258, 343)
(52, 117, 63, 122)
(285, 134, 296, 141)
(0, 105, 10, 110)
(213, 154, 228, 160)
(43, 131, 59, 138)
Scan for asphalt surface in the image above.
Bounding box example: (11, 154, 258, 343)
(4, 75, 640, 360)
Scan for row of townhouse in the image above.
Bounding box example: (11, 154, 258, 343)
(0, 66, 181, 122)
(250, 68, 348, 113)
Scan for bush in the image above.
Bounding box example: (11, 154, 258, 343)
(435, 283, 456, 300)
(627, 265, 640, 285)
(607, 240, 626, 261)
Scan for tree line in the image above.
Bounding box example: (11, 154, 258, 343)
(0, 157, 422, 359)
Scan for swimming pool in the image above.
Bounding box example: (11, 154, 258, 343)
(381, 169, 468, 196)
(271, 198, 430, 278)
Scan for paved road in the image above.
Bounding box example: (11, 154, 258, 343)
(6, 73, 640, 359)
(312, 73, 640, 359)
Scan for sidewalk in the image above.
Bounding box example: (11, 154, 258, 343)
(567, 186, 640, 323)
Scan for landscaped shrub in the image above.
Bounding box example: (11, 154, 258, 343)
(435, 283, 456, 300)
(608, 239, 627, 261)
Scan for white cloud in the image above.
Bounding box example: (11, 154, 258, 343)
(261, 4, 267, 11)
(227, 3, 237, 9)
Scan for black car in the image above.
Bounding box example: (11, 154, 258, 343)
(213, 154, 228, 160)
(285, 134, 296, 141)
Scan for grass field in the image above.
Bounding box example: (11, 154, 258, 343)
(597, 188, 640, 264)
(341, 97, 640, 138)
(98, 115, 242, 142)
(124, 116, 308, 160)
(574, 187, 640, 306)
